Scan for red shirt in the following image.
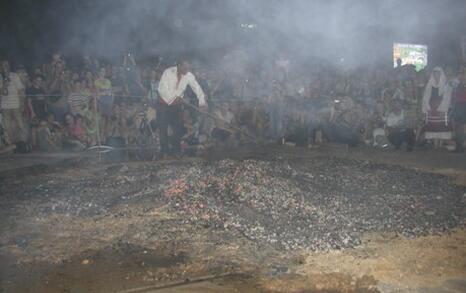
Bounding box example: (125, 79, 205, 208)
(67, 123, 85, 140)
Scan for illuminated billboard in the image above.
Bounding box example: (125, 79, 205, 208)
(393, 43, 428, 71)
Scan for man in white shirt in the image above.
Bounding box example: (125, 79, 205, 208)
(1, 60, 27, 143)
(157, 58, 206, 156)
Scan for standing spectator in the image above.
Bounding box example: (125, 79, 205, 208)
(106, 103, 128, 149)
(0, 60, 27, 142)
(123, 52, 145, 100)
(452, 70, 466, 152)
(17, 66, 31, 90)
(109, 65, 125, 97)
(27, 75, 48, 121)
(95, 68, 113, 112)
(146, 69, 160, 105)
(95, 67, 113, 141)
(401, 79, 422, 140)
(47, 55, 66, 92)
(27, 75, 48, 147)
(47, 61, 70, 122)
(83, 70, 96, 93)
(67, 80, 88, 115)
(422, 67, 453, 148)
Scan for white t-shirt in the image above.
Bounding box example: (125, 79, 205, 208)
(1, 72, 24, 110)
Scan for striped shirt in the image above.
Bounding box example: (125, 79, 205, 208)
(68, 92, 89, 114)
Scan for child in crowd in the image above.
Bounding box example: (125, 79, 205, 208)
(63, 113, 86, 151)
(36, 119, 60, 151)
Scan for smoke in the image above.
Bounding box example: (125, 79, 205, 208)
(3, 0, 465, 67)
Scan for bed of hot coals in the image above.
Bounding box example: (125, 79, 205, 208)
(158, 158, 465, 250)
(1, 156, 465, 252)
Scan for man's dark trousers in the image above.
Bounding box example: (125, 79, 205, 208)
(157, 100, 183, 155)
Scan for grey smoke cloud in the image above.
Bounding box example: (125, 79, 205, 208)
(55, 0, 465, 67)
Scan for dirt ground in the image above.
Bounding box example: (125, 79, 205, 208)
(0, 145, 465, 293)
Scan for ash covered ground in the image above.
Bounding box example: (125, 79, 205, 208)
(1, 153, 464, 253)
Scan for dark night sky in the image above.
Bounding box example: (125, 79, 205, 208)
(1, 0, 466, 67)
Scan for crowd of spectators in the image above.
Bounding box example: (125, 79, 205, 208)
(0, 51, 465, 156)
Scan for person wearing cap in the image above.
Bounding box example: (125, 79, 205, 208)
(157, 58, 206, 157)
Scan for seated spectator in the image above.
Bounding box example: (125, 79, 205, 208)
(180, 110, 201, 155)
(75, 114, 91, 144)
(45, 112, 64, 147)
(383, 99, 415, 151)
(36, 120, 60, 151)
(146, 69, 161, 106)
(27, 75, 48, 147)
(321, 97, 360, 147)
(105, 103, 128, 160)
(372, 125, 389, 148)
(62, 113, 86, 151)
(283, 103, 309, 147)
(82, 71, 96, 105)
(27, 75, 48, 121)
(211, 104, 237, 146)
(46, 112, 63, 134)
(251, 101, 269, 138)
(370, 101, 388, 147)
(107, 103, 128, 144)
(17, 65, 31, 89)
